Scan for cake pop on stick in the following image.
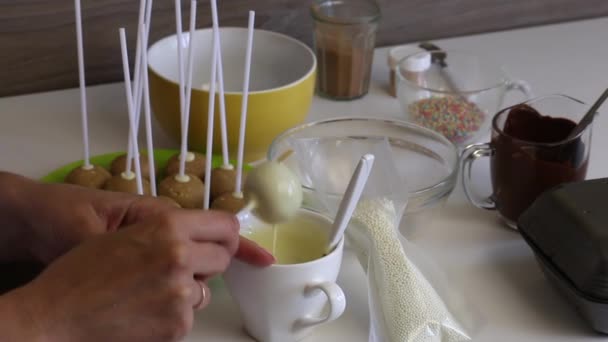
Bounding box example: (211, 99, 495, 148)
(179, 0, 199, 179)
(211, 191, 247, 213)
(203, 0, 221, 210)
(212, 148, 292, 214)
(105, 28, 150, 196)
(159, 0, 204, 208)
(235, 160, 303, 224)
(164, 0, 207, 181)
(110, 153, 153, 179)
(165, 151, 206, 179)
(105, 172, 150, 195)
(212, 11, 255, 213)
(65, 0, 111, 189)
(209, 8, 238, 201)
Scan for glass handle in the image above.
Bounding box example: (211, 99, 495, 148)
(461, 143, 496, 210)
(507, 79, 533, 100)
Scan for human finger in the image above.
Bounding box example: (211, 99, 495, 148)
(234, 236, 276, 267)
(188, 242, 232, 277)
(172, 210, 239, 252)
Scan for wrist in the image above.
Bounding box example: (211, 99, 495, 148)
(0, 172, 37, 261)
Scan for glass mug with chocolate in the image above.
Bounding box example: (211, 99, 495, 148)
(461, 95, 592, 228)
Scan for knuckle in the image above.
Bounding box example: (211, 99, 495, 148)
(167, 242, 190, 270)
(168, 282, 191, 303)
(157, 212, 181, 237)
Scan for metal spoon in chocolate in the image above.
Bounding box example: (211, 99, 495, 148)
(566, 87, 608, 140)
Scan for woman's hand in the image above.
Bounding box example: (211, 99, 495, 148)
(0, 171, 167, 263)
(23, 181, 176, 263)
(10, 209, 271, 342)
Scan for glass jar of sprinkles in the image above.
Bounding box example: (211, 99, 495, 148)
(395, 49, 532, 147)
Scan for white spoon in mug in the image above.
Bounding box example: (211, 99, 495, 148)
(326, 154, 375, 253)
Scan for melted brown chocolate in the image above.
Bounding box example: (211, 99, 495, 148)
(491, 104, 588, 222)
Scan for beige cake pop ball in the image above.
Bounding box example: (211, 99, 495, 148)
(158, 195, 182, 208)
(211, 192, 247, 214)
(104, 172, 151, 195)
(210, 167, 241, 201)
(244, 161, 303, 224)
(65, 164, 111, 189)
(158, 174, 205, 209)
(110, 154, 154, 180)
(165, 152, 206, 180)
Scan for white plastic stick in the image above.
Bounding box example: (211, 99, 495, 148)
(132, 0, 147, 124)
(74, 0, 91, 169)
(140, 25, 157, 196)
(214, 20, 230, 168)
(145, 0, 154, 40)
(204, 0, 220, 209)
(131, 0, 155, 135)
(327, 154, 375, 251)
(125, 0, 148, 174)
(184, 0, 198, 116)
(132, 0, 146, 113)
(234, 11, 255, 195)
(119, 28, 144, 195)
(134, 0, 154, 124)
(180, 0, 198, 177)
(175, 0, 187, 178)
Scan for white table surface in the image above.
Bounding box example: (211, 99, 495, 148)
(2, 17, 608, 342)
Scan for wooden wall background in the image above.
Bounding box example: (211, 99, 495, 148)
(1, 0, 608, 97)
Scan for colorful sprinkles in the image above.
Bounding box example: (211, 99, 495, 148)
(408, 96, 486, 144)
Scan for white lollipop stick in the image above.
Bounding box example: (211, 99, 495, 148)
(327, 154, 375, 252)
(119, 28, 144, 195)
(204, 0, 220, 209)
(132, 0, 146, 114)
(214, 21, 230, 169)
(174, 0, 188, 178)
(234, 11, 255, 195)
(184, 0, 198, 119)
(74, 0, 91, 169)
(179, 0, 198, 179)
(125, 0, 149, 175)
(140, 25, 157, 196)
(130, 0, 154, 138)
(133, 0, 154, 128)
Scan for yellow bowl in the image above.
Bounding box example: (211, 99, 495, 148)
(148, 28, 316, 162)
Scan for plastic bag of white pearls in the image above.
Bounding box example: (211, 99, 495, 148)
(291, 136, 474, 342)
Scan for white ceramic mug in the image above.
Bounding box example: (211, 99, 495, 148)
(223, 209, 346, 342)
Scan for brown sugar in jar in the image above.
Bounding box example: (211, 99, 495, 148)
(316, 43, 375, 99)
(311, 0, 380, 100)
